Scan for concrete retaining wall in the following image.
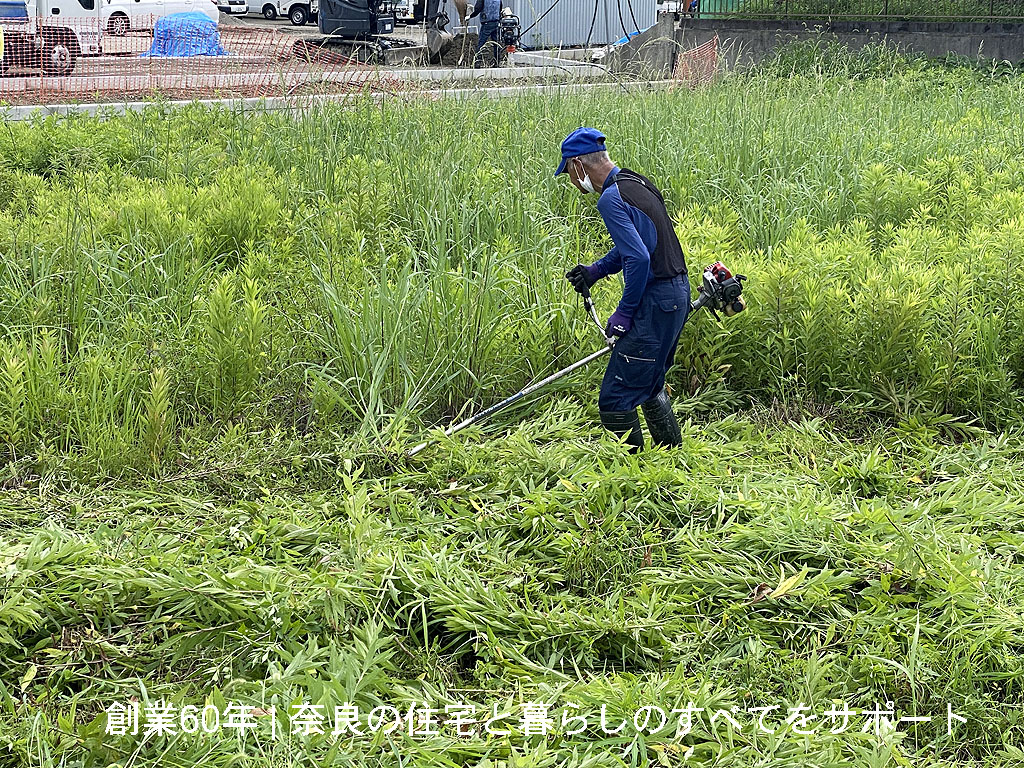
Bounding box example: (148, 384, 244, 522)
(610, 16, 1024, 75)
(608, 15, 679, 76)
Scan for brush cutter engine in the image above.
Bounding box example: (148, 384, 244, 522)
(691, 261, 746, 320)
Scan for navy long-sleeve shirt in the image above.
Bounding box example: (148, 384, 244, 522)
(588, 166, 687, 321)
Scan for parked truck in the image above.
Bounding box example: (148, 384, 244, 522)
(0, 0, 97, 75)
(0, 0, 218, 75)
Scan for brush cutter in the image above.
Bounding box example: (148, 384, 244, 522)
(406, 262, 746, 458)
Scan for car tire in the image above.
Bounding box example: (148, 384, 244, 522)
(289, 4, 308, 24)
(262, 3, 277, 17)
(41, 36, 76, 76)
(107, 13, 130, 36)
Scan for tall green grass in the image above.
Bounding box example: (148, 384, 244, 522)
(2, 70, 1024, 476)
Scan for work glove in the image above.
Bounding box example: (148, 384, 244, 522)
(565, 264, 599, 295)
(605, 309, 633, 338)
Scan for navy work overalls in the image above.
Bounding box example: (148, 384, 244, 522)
(598, 275, 690, 412)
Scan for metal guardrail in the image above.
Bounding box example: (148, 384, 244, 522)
(663, 0, 1024, 21)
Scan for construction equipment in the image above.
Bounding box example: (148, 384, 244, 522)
(293, 0, 455, 63)
(292, 0, 399, 63)
(423, 0, 452, 57)
(473, 6, 520, 66)
(407, 262, 747, 458)
(497, 7, 520, 52)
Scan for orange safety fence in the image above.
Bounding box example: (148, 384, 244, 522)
(672, 34, 718, 88)
(0, 14, 408, 106)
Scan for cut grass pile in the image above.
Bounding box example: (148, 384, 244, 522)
(3, 404, 1024, 766)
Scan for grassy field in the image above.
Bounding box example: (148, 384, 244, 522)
(3, 57, 1024, 765)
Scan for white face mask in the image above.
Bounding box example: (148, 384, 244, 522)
(576, 160, 595, 194)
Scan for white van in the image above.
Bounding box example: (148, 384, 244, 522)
(215, 0, 246, 15)
(101, 0, 219, 35)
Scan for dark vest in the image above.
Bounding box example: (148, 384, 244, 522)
(613, 168, 687, 279)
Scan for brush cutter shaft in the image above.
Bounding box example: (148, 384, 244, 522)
(407, 297, 705, 458)
(407, 345, 612, 457)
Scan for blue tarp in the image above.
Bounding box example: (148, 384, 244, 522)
(613, 29, 648, 46)
(142, 12, 227, 57)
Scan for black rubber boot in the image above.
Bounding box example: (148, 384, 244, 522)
(641, 389, 682, 448)
(599, 409, 644, 453)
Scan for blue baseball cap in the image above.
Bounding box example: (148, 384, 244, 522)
(554, 127, 607, 177)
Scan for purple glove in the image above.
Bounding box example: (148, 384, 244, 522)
(565, 264, 601, 295)
(605, 309, 633, 337)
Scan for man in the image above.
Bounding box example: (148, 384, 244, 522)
(556, 127, 690, 452)
(468, 0, 501, 67)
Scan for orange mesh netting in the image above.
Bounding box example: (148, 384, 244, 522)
(672, 34, 718, 88)
(0, 15, 408, 106)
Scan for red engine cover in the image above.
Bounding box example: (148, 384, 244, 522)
(707, 261, 732, 282)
